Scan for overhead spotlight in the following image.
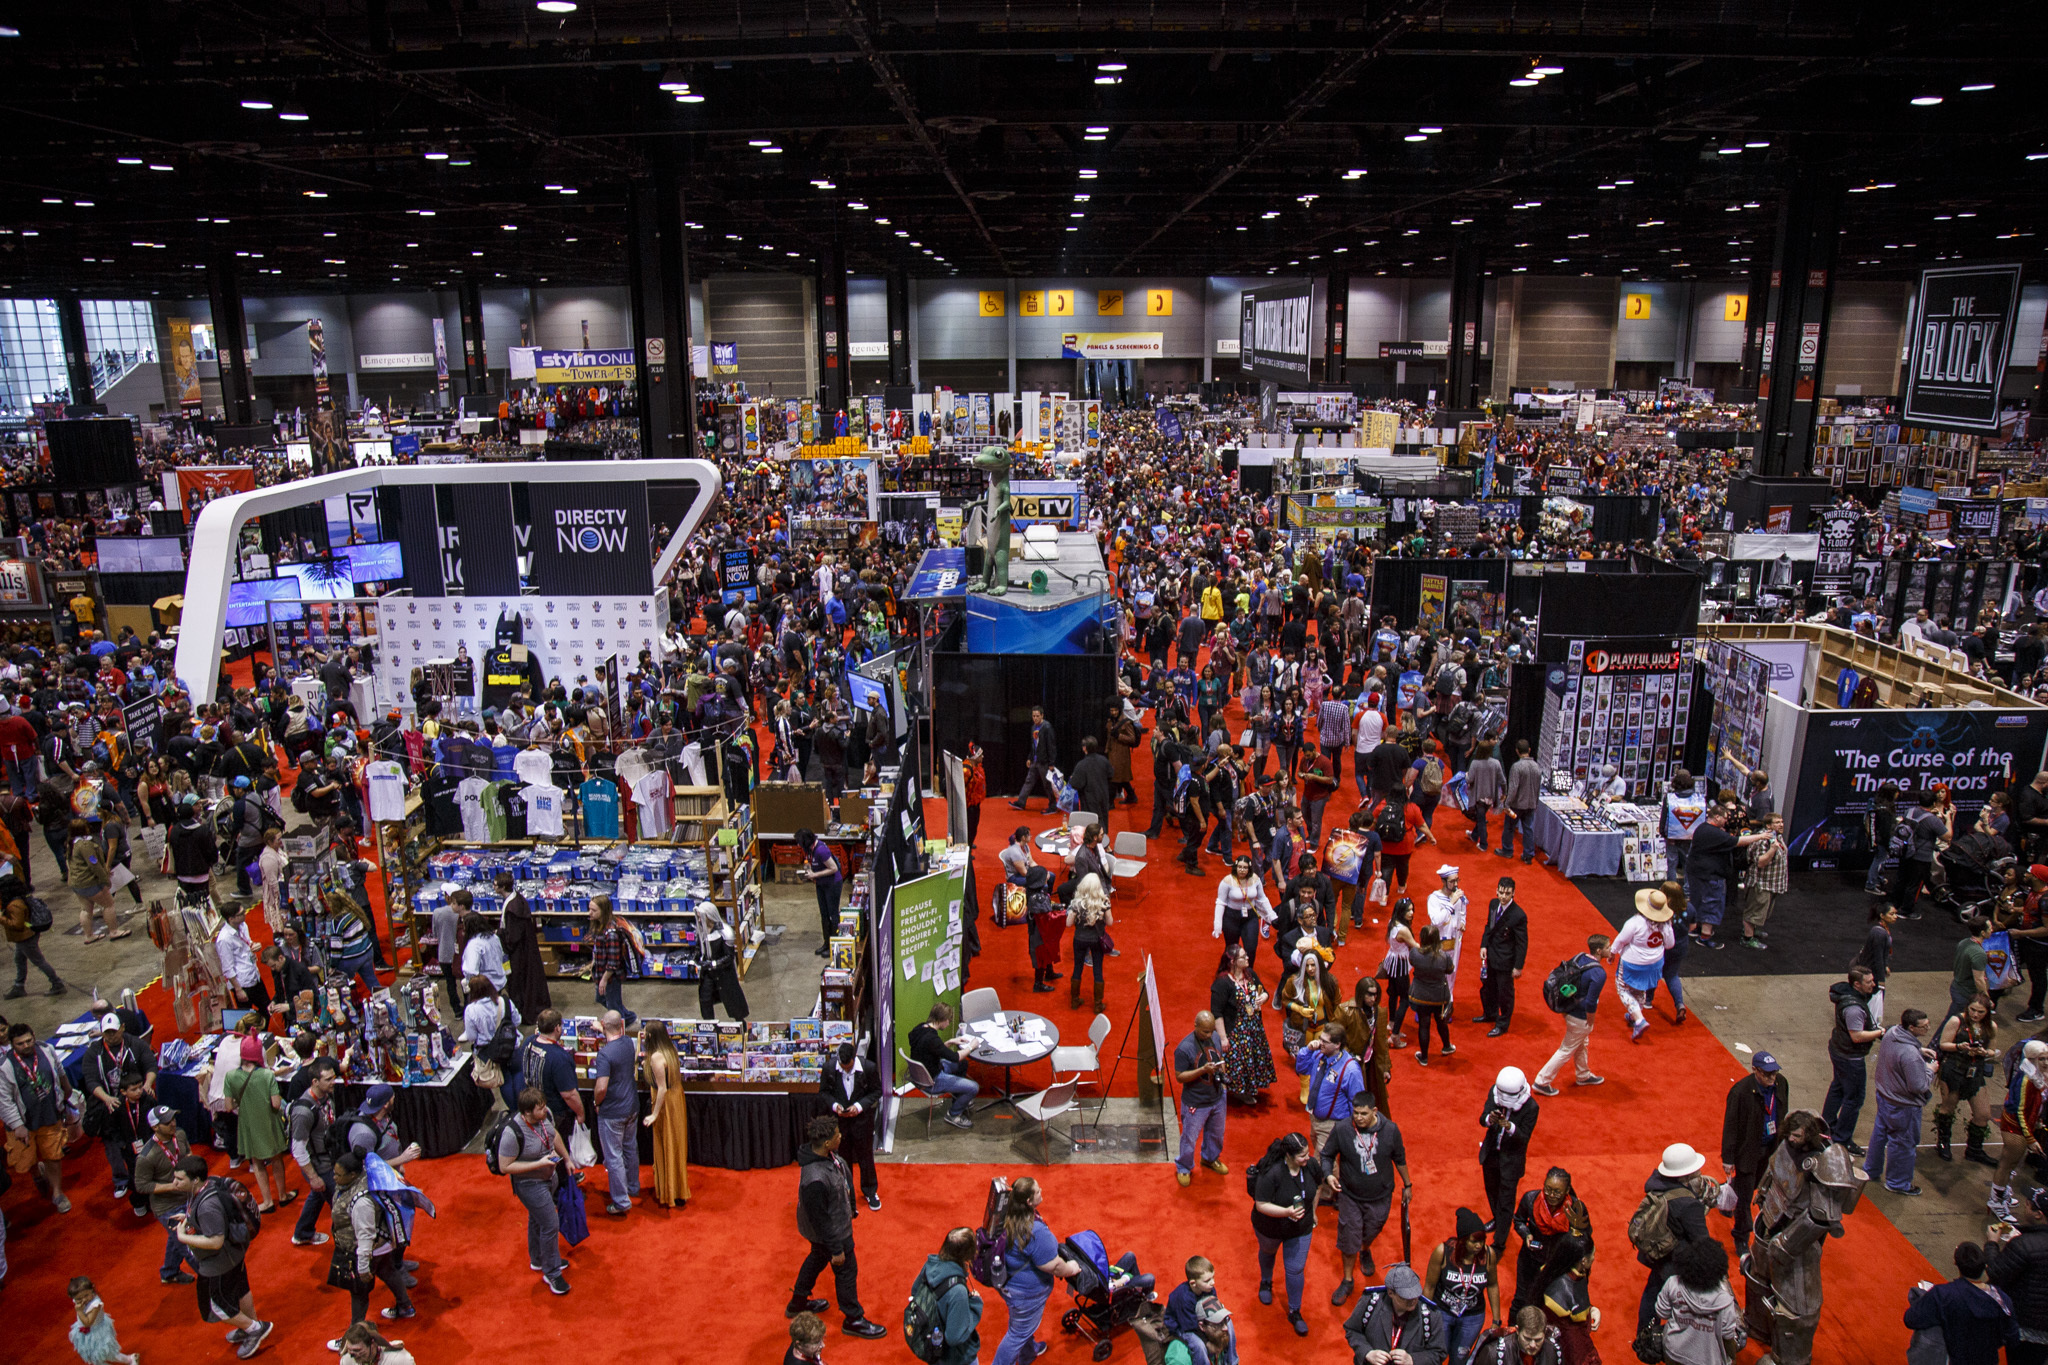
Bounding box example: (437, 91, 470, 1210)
(1343, 169, 1368, 179)
(117, 157, 142, 165)
(761, 145, 782, 154)
(1097, 59, 1127, 72)
(847, 200, 868, 210)
(1093, 75, 1121, 85)
(424, 147, 450, 161)
(1509, 78, 1539, 88)
(1404, 134, 1428, 142)
(748, 139, 771, 147)
(1078, 168, 1098, 178)
(502, 223, 517, 231)
(277, 105, 309, 121)
(1960, 83, 1996, 92)
(1530, 65, 1564, 76)
(658, 78, 691, 92)
(239, 98, 274, 111)
(676, 92, 705, 103)
(1084, 126, 1109, 134)
(1911, 95, 1943, 106)
(1718, 147, 1742, 155)
(536, 1, 578, 12)
(1745, 140, 1770, 148)
(1419, 126, 1443, 134)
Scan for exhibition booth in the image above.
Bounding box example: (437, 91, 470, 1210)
(1700, 622, 2048, 870)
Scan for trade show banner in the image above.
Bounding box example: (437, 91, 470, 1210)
(533, 349, 638, 385)
(1788, 707, 2048, 865)
(1059, 331, 1164, 360)
(527, 480, 655, 596)
(720, 547, 756, 605)
(373, 594, 663, 714)
(890, 865, 969, 1074)
(1010, 479, 1086, 530)
(168, 318, 202, 406)
(1902, 263, 2024, 435)
(1417, 574, 1447, 631)
(168, 465, 257, 519)
(1240, 280, 1314, 384)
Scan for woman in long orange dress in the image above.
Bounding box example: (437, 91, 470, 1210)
(641, 1020, 690, 1206)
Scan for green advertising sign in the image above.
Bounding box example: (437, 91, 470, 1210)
(891, 865, 969, 1073)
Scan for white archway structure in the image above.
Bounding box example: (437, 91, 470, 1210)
(174, 458, 723, 705)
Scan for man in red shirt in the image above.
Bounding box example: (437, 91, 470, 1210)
(0, 702, 39, 799)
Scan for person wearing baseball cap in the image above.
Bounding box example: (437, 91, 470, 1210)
(1720, 1052, 1788, 1256)
(1343, 1260, 1447, 1363)
(135, 1101, 199, 1282)
(1174, 1296, 1234, 1365)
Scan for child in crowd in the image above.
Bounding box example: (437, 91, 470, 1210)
(67, 1277, 140, 1365)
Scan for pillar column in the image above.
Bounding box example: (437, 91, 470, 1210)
(886, 268, 911, 389)
(1446, 246, 1487, 410)
(1754, 173, 1842, 478)
(627, 165, 695, 460)
(1322, 272, 1348, 386)
(205, 254, 254, 424)
(55, 296, 95, 410)
(828, 242, 850, 416)
(1738, 254, 1775, 395)
(457, 279, 489, 397)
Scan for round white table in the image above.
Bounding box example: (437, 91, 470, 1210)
(968, 1010, 1061, 1116)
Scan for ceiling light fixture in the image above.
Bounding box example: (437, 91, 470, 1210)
(1745, 140, 1770, 148)
(1531, 64, 1563, 76)
(1343, 169, 1368, 180)
(117, 157, 142, 165)
(1093, 75, 1121, 86)
(1078, 168, 1097, 178)
(761, 145, 782, 154)
(1404, 134, 1428, 142)
(536, 1, 578, 12)
(1419, 126, 1443, 134)
(1509, 78, 1539, 88)
(1911, 95, 1943, 106)
(1961, 82, 1995, 92)
(240, 98, 273, 111)
(747, 139, 771, 147)
(1718, 146, 1741, 155)
(501, 223, 517, 231)
(1097, 60, 1127, 72)
(676, 92, 705, 103)
(277, 104, 309, 121)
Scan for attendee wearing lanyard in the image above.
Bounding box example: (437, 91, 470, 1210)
(1719, 1051, 1789, 1257)
(134, 1104, 199, 1283)
(1295, 1021, 1363, 1184)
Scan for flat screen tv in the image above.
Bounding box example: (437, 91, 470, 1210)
(225, 577, 304, 627)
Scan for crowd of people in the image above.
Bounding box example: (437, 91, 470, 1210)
(2, 387, 2048, 1365)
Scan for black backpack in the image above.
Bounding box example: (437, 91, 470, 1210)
(203, 1174, 263, 1246)
(322, 1110, 375, 1167)
(480, 1001, 521, 1067)
(481, 1109, 522, 1177)
(23, 894, 52, 933)
(1373, 798, 1408, 846)
(1543, 956, 1595, 1013)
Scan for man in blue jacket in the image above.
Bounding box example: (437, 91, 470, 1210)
(1907, 1240, 2018, 1365)
(1531, 935, 1611, 1097)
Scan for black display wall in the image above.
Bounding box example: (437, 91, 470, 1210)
(931, 650, 1118, 797)
(1368, 558, 1509, 628)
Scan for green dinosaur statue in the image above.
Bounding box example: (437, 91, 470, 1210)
(972, 445, 1013, 596)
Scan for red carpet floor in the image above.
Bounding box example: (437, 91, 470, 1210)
(1, 697, 1935, 1362)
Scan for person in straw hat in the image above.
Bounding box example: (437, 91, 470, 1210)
(1608, 888, 1680, 1043)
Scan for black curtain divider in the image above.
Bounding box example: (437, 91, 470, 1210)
(1536, 568, 1699, 642)
(932, 649, 1118, 796)
(1504, 661, 1550, 761)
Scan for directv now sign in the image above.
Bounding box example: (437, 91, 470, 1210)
(527, 481, 653, 595)
(1240, 281, 1314, 385)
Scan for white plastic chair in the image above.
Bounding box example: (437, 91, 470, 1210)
(1015, 1078, 1080, 1163)
(1051, 1013, 1113, 1087)
(961, 987, 1001, 1024)
(1068, 810, 1099, 831)
(1110, 830, 1147, 878)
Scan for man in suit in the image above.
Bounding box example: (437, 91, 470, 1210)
(1719, 1050, 1790, 1254)
(819, 1042, 883, 1210)
(1473, 876, 1529, 1037)
(1008, 707, 1058, 812)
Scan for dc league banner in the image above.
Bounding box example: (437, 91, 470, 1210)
(1902, 263, 2024, 435)
(1787, 708, 2048, 866)
(527, 481, 654, 596)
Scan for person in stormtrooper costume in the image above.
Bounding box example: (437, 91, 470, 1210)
(1742, 1109, 1865, 1365)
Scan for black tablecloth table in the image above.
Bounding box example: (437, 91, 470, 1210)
(577, 1086, 831, 1170)
(335, 1056, 494, 1160)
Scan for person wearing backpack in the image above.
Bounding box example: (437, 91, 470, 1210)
(167, 1154, 276, 1357)
(1409, 739, 1449, 830)
(325, 1151, 414, 1344)
(463, 978, 524, 1114)
(1631, 1142, 1720, 1336)
(1530, 934, 1612, 1097)
(906, 1227, 983, 1365)
(1, 867, 64, 998)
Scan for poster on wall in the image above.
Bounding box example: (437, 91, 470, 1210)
(1902, 263, 2024, 435)
(1417, 574, 1448, 631)
(1788, 707, 2048, 865)
(1544, 639, 1695, 801)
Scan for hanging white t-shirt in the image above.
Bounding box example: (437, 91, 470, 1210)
(523, 783, 566, 837)
(456, 776, 494, 843)
(614, 748, 654, 792)
(681, 741, 706, 787)
(364, 760, 409, 823)
(513, 747, 554, 787)
(631, 770, 672, 839)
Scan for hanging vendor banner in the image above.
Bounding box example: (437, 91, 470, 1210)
(1084, 400, 1102, 450)
(711, 342, 738, 375)
(432, 318, 449, 383)
(971, 393, 991, 441)
(1543, 638, 1695, 799)
(168, 318, 202, 407)
(800, 399, 817, 444)
(1059, 331, 1164, 360)
(1814, 507, 1859, 598)
(1038, 392, 1055, 442)
(1239, 280, 1314, 383)
(527, 480, 655, 596)
(741, 403, 761, 458)
(1903, 262, 2024, 435)
(308, 318, 329, 403)
(720, 547, 757, 605)
(170, 465, 258, 519)
(1788, 707, 2048, 866)
(533, 349, 638, 385)
(866, 395, 885, 442)
(889, 865, 969, 1075)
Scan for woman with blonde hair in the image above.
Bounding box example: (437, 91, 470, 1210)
(641, 1018, 690, 1206)
(1067, 872, 1114, 1011)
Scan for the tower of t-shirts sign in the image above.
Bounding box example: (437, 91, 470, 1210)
(1903, 262, 2024, 434)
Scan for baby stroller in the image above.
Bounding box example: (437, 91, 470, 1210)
(1058, 1230, 1156, 1361)
(1933, 829, 2013, 920)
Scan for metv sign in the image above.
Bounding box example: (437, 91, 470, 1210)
(555, 507, 633, 553)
